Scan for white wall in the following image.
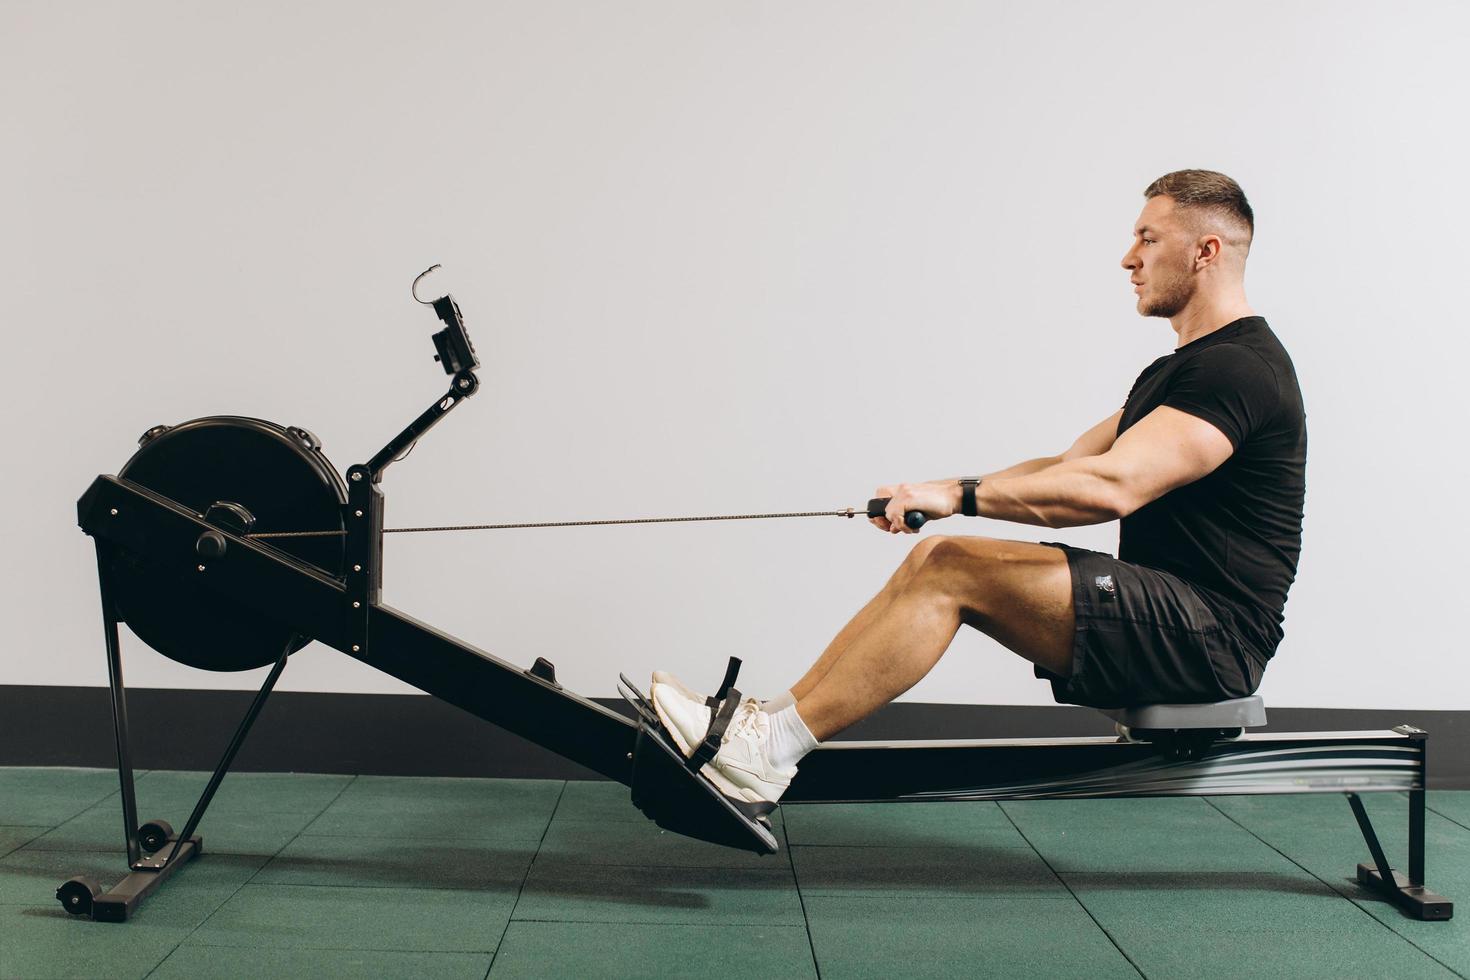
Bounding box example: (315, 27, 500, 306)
(3, 1, 1465, 710)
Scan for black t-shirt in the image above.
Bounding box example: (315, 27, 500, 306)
(1118, 316, 1306, 663)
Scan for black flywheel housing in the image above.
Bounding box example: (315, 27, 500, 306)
(109, 417, 348, 671)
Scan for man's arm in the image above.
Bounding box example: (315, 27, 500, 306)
(875, 407, 1230, 532)
(953, 410, 1124, 482)
(875, 411, 1121, 530)
(974, 406, 1233, 527)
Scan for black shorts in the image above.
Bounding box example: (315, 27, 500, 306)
(1034, 542, 1265, 710)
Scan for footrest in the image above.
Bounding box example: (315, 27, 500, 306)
(628, 722, 779, 855)
(1099, 695, 1266, 731)
(617, 671, 778, 856)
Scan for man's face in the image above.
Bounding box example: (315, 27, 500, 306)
(1121, 195, 1195, 319)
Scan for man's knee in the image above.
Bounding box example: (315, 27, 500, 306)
(919, 534, 995, 567)
(905, 534, 948, 566)
(911, 535, 1054, 599)
(909, 534, 996, 587)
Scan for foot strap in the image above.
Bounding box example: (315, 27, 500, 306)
(689, 686, 741, 771)
(706, 656, 743, 708)
(687, 657, 745, 772)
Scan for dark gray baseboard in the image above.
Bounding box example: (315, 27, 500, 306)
(2, 685, 1465, 789)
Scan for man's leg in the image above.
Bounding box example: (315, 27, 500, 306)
(795, 536, 1074, 740)
(650, 535, 1074, 804)
(786, 535, 948, 701)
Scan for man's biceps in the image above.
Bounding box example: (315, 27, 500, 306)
(1166, 409, 1236, 468)
(1113, 409, 1234, 485)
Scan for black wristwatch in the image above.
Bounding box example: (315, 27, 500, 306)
(960, 478, 980, 517)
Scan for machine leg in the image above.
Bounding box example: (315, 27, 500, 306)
(166, 638, 293, 865)
(58, 568, 296, 923)
(96, 542, 143, 869)
(1348, 790, 1453, 921)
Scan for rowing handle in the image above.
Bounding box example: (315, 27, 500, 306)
(867, 498, 928, 530)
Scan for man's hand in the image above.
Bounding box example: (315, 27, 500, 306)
(870, 481, 961, 534)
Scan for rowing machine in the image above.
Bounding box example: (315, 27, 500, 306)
(60, 270, 1451, 922)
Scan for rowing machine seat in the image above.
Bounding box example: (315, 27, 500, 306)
(1100, 695, 1267, 732)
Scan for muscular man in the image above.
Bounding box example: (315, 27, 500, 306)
(652, 169, 1307, 808)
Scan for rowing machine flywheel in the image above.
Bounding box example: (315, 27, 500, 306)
(110, 417, 348, 671)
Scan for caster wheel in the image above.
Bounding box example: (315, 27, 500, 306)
(57, 876, 102, 917)
(138, 820, 175, 853)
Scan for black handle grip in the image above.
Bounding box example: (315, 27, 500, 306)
(867, 498, 928, 530)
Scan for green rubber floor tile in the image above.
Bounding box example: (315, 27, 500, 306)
(152, 945, 493, 980)
(1002, 795, 1235, 827)
(1207, 796, 1470, 975)
(113, 770, 354, 815)
(24, 800, 317, 856)
(791, 844, 1065, 898)
(553, 779, 645, 823)
(536, 816, 785, 870)
(256, 834, 536, 891)
(189, 881, 514, 952)
(1223, 799, 1470, 980)
(0, 848, 268, 924)
(1004, 797, 1299, 873)
(1062, 870, 1371, 932)
(0, 767, 127, 826)
(303, 776, 562, 842)
(0, 825, 49, 857)
(1210, 793, 1468, 892)
(803, 895, 1137, 980)
(783, 801, 1021, 847)
(1210, 791, 1405, 832)
(513, 862, 802, 925)
(1353, 899, 1470, 977)
(1426, 791, 1470, 830)
(489, 921, 815, 979)
(0, 905, 190, 980)
(1103, 925, 1457, 979)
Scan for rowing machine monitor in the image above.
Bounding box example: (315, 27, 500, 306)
(430, 294, 479, 375)
(413, 263, 480, 376)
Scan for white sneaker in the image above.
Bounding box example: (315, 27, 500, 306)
(651, 670, 711, 705)
(650, 682, 795, 805)
(651, 670, 760, 714)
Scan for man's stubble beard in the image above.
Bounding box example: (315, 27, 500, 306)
(1140, 264, 1195, 319)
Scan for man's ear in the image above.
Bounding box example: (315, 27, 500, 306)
(1195, 235, 1222, 269)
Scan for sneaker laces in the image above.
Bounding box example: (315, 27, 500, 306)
(723, 701, 766, 748)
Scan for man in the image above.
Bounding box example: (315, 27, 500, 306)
(653, 169, 1307, 809)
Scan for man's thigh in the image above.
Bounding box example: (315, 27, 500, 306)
(917, 535, 1075, 677)
(1036, 542, 1258, 709)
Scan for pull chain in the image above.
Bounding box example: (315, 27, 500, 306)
(249, 508, 869, 539)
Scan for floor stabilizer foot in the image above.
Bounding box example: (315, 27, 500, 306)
(1356, 864, 1454, 921)
(627, 721, 779, 855)
(59, 836, 203, 922)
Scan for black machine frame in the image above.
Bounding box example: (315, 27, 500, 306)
(59, 279, 1453, 923)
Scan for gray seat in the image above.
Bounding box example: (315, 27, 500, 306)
(1098, 695, 1266, 731)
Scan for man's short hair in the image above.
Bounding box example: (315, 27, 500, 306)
(1144, 170, 1254, 245)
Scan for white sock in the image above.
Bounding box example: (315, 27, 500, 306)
(764, 704, 818, 772)
(761, 689, 796, 713)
